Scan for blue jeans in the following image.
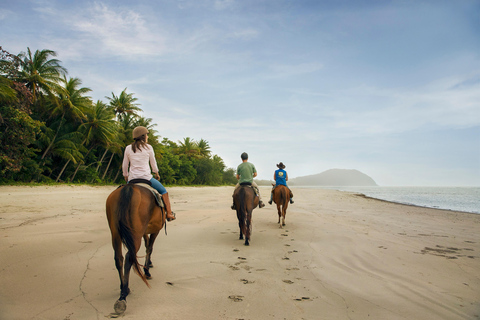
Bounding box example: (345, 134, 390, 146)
(150, 178, 167, 195)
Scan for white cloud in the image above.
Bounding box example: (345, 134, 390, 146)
(70, 3, 167, 57)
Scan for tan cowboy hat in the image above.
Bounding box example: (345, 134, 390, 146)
(277, 162, 286, 169)
(132, 126, 149, 139)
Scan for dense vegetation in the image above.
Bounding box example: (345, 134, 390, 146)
(0, 47, 237, 185)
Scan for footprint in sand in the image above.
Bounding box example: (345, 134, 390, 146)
(228, 295, 244, 302)
(240, 279, 255, 284)
(283, 280, 294, 284)
(294, 297, 311, 301)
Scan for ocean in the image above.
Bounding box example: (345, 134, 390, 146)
(305, 186, 480, 214)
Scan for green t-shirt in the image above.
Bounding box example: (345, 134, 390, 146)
(237, 162, 257, 184)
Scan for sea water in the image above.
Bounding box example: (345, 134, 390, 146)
(307, 186, 480, 214)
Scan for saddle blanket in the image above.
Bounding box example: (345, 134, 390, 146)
(130, 183, 164, 208)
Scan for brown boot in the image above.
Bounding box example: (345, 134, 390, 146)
(161, 193, 176, 221)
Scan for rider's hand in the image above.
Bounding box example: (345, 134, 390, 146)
(154, 172, 160, 180)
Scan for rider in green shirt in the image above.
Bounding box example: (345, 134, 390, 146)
(231, 152, 265, 209)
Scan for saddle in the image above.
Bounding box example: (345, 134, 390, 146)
(236, 182, 260, 198)
(127, 179, 164, 208)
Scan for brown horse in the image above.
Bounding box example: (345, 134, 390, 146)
(272, 184, 289, 228)
(233, 184, 259, 246)
(105, 184, 166, 315)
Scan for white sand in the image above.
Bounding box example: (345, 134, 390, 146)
(0, 185, 479, 320)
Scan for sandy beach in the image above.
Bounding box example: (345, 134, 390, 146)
(0, 185, 479, 320)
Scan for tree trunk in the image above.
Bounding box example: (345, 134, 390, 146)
(41, 114, 65, 160)
(56, 159, 71, 182)
(69, 145, 94, 182)
(102, 152, 115, 180)
(96, 148, 109, 172)
(113, 165, 122, 183)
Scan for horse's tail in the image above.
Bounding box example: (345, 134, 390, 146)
(117, 184, 150, 287)
(238, 187, 247, 232)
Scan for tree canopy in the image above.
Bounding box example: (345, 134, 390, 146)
(0, 46, 237, 185)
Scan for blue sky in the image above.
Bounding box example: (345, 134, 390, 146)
(1, 0, 479, 186)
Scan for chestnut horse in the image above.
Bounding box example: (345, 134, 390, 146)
(233, 184, 259, 246)
(272, 184, 289, 228)
(106, 184, 166, 315)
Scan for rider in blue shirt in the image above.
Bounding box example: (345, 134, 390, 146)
(268, 162, 294, 205)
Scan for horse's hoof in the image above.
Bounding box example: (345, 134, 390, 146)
(114, 299, 127, 314)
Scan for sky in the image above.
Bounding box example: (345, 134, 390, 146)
(1, 0, 479, 186)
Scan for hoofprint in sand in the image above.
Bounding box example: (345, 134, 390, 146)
(0, 185, 478, 319)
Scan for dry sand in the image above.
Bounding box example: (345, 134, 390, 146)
(0, 185, 479, 320)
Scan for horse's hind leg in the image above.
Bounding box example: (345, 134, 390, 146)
(277, 205, 282, 228)
(143, 232, 159, 279)
(237, 214, 244, 240)
(112, 236, 128, 314)
(112, 237, 126, 292)
(282, 202, 288, 226)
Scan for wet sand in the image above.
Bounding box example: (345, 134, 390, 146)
(0, 185, 479, 320)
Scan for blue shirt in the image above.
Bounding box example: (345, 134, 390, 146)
(275, 169, 287, 186)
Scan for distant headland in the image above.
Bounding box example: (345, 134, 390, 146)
(256, 169, 377, 186)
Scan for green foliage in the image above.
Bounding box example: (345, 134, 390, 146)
(0, 103, 42, 181)
(0, 46, 236, 186)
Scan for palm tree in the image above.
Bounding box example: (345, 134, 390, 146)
(17, 48, 67, 103)
(41, 76, 92, 160)
(69, 100, 117, 181)
(106, 88, 142, 121)
(197, 139, 211, 158)
(46, 130, 85, 182)
(177, 137, 200, 158)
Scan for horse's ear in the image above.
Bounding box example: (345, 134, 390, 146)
(272, 183, 275, 187)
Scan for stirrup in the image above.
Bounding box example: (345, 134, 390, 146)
(167, 211, 176, 221)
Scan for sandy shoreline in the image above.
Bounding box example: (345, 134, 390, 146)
(0, 185, 479, 320)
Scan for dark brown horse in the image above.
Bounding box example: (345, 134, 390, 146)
(106, 184, 166, 315)
(233, 184, 259, 246)
(272, 184, 289, 228)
